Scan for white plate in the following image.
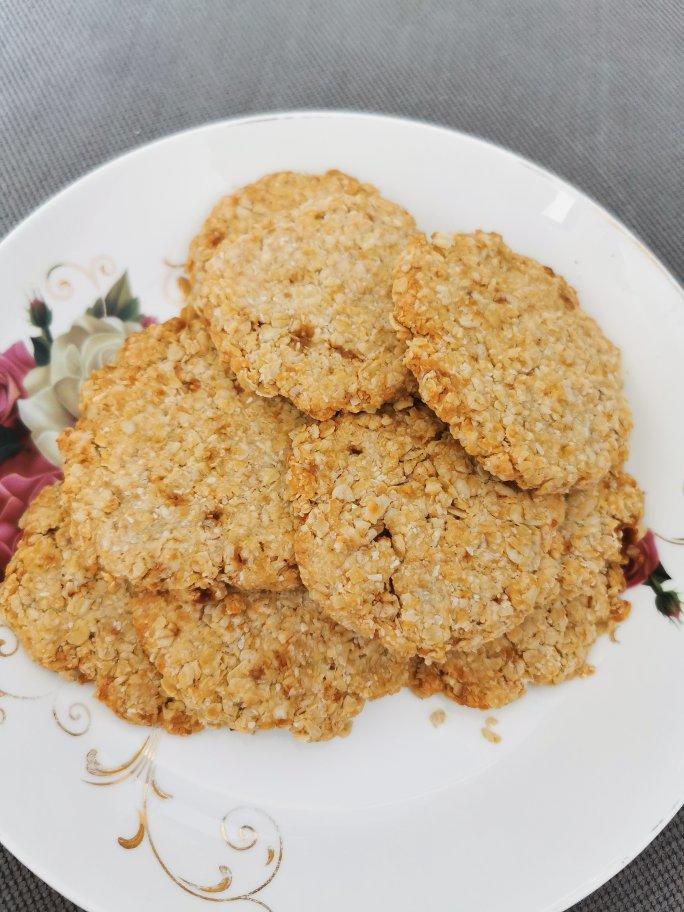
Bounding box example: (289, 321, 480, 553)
(1, 111, 683, 912)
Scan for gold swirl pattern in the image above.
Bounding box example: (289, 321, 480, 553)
(0, 626, 19, 658)
(85, 736, 283, 908)
(45, 255, 117, 300)
(0, 687, 92, 732)
(86, 735, 155, 785)
(0, 686, 44, 725)
(0, 629, 91, 733)
(655, 532, 684, 545)
(52, 701, 92, 737)
(118, 814, 146, 850)
(223, 821, 258, 852)
(0, 627, 50, 724)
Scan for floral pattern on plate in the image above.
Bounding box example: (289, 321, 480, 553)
(0, 266, 155, 576)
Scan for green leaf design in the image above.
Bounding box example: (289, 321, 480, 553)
(86, 272, 140, 320)
(104, 272, 130, 311)
(0, 426, 23, 463)
(116, 297, 140, 322)
(28, 299, 53, 338)
(87, 298, 106, 318)
(655, 588, 682, 623)
(103, 271, 139, 319)
(31, 335, 51, 366)
(650, 562, 672, 585)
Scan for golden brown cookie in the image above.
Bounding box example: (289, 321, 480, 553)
(411, 470, 644, 708)
(393, 232, 632, 494)
(200, 190, 418, 419)
(287, 402, 565, 663)
(187, 170, 375, 284)
(60, 309, 304, 593)
(132, 585, 408, 742)
(0, 484, 199, 733)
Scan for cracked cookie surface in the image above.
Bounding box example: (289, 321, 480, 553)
(60, 309, 303, 593)
(393, 231, 631, 493)
(200, 191, 418, 419)
(0, 484, 199, 733)
(287, 402, 565, 662)
(132, 585, 407, 742)
(411, 470, 644, 707)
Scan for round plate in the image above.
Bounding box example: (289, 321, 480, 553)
(0, 111, 683, 912)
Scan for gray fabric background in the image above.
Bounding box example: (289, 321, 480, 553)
(0, 1, 682, 910)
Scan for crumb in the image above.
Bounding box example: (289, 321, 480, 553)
(429, 708, 446, 728)
(482, 726, 502, 744)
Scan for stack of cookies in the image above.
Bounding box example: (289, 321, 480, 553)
(0, 171, 643, 741)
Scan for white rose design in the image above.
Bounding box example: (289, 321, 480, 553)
(18, 314, 141, 465)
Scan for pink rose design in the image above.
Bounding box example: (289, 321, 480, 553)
(624, 529, 682, 623)
(624, 529, 660, 589)
(0, 443, 61, 576)
(0, 342, 35, 430)
(140, 315, 158, 328)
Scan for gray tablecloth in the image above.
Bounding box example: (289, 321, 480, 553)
(0, 2, 682, 910)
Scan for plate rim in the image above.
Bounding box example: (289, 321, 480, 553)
(3, 108, 682, 299)
(1, 108, 683, 912)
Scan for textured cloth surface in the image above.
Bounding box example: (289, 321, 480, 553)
(0, 1, 683, 911)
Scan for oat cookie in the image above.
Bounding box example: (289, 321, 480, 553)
(187, 170, 375, 284)
(0, 484, 199, 733)
(393, 231, 631, 493)
(200, 191, 418, 419)
(287, 403, 565, 662)
(60, 308, 303, 592)
(132, 586, 407, 742)
(411, 470, 644, 708)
